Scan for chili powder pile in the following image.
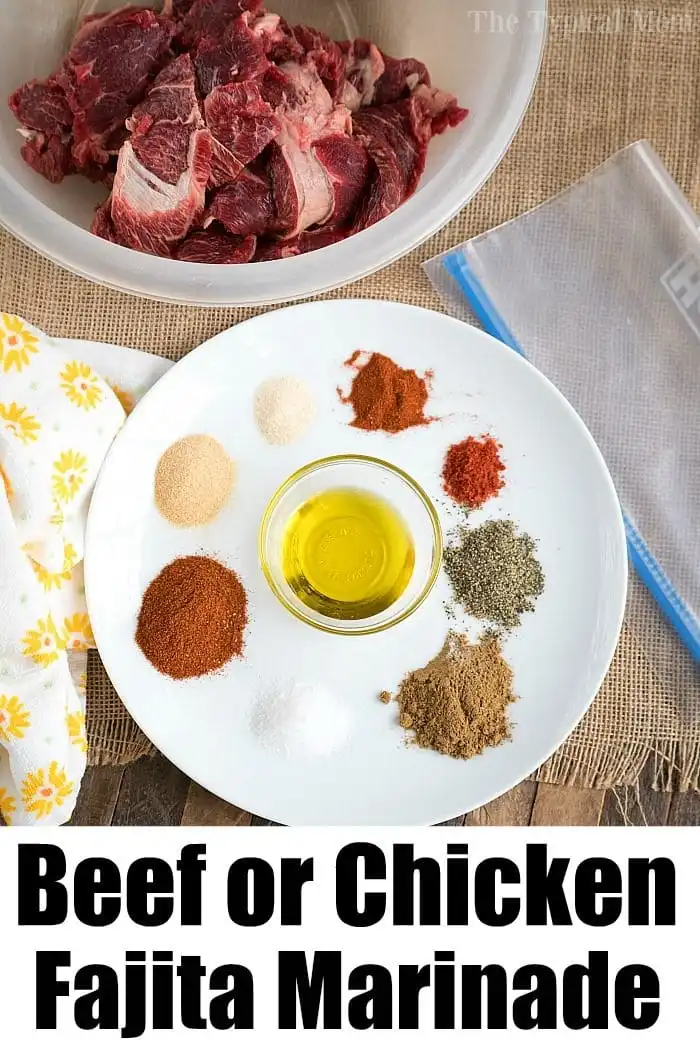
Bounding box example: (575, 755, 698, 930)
(443, 434, 505, 507)
(136, 555, 248, 680)
(339, 351, 433, 433)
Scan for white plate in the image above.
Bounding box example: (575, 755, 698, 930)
(85, 301, 627, 825)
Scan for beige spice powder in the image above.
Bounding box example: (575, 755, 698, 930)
(384, 632, 517, 759)
(155, 434, 236, 528)
(254, 376, 316, 446)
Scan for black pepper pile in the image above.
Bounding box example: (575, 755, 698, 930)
(443, 519, 545, 629)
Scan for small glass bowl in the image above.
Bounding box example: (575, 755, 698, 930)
(259, 454, 443, 636)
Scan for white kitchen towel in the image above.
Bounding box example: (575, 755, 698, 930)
(0, 315, 171, 826)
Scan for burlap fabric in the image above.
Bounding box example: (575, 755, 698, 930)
(1, 0, 698, 787)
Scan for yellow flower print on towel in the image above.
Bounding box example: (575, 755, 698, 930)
(52, 450, 88, 504)
(0, 314, 40, 373)
(49, 500, 64, 529)
(63, 542, 79, 571)
(0, 402, 40, 444)
(66, 711, 88, 754)
(31, 558, 72, 592)
(22, 613, 68, 668)
(0, 786, 16, 824)
(60, 360, 103, 411)
(0, 462, 12, 502)
(107, 382, 135, 416)
(22, 762, 74, 820)
(64, 612, 94, 651)
(0, 694, 31, 742)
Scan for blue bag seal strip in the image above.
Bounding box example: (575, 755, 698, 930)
(442, 249, 700, 663)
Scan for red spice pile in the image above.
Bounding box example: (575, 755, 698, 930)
(339, 351, 433, 433)
(136, 555, 248, 680)
(442, 434, 506, 507)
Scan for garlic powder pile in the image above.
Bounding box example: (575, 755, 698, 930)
(155, 434, 235, 528)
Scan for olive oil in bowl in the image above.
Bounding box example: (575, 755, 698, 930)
(281, 487, 415, 620)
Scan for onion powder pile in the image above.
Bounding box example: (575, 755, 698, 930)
(254, 377, 316, 446)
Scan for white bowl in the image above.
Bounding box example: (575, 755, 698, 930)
(0, 0, 546, 305)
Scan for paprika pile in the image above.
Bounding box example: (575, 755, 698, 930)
(339, 351, 433, 433)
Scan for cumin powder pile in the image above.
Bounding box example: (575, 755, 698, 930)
(382, 632, 516, 759)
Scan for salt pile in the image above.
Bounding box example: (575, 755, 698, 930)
(251, 681, 352, 759)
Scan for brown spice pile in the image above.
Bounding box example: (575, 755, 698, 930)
(382, 632, 516, 759)
(338, 350, 433, 433)
(136, 555, 247, 680)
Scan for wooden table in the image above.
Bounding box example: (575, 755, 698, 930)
(70, 755, 699, 826)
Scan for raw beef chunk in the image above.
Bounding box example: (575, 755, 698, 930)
(254, 225, 345, 260)
(265, 18, 305, 64)
(9, 78, 76, 183)
(269, 60, 346, 133)
(297, 226, 347, 252)
(264, 61, 352, 237)
(127, 54, 204, 184)
(350, 135, 403, 232)
(292, 26, 346, 101)
(205, 81, 280, 175)
(105, 54, 212, 255)
(356, 88, 466, 188)
(205, 166, 275, 234)
(341, 39, 385, 110)
(176, 226, 256, 262)
(92, 199, 120, 242)
(418, 84, 471, 135)
(268, 88, 350, 238)
(9, 78, 73, 135)
(253, 238, 299, 261)
(353, 102, 427, 202)
(269, 132, 333, 236)
(11, 1, 468, 260)
(109, 129, 211, 255)
(352, 87, 467, 230)
(208, 137, 243, 189)
(249, 11, 284, 52)
(128, 53, 202, 132)
(57, 7, 175, 168)
(179, 0, 262, 48)
(194, 13, 269, 95)
(19, 131, 74, 184)
(313, 136, 370, 225)
(373, 54, 430, 106)
(163, 0, 197, 19)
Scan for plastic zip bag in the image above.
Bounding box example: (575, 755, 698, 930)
(425, 140, 700, 665)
